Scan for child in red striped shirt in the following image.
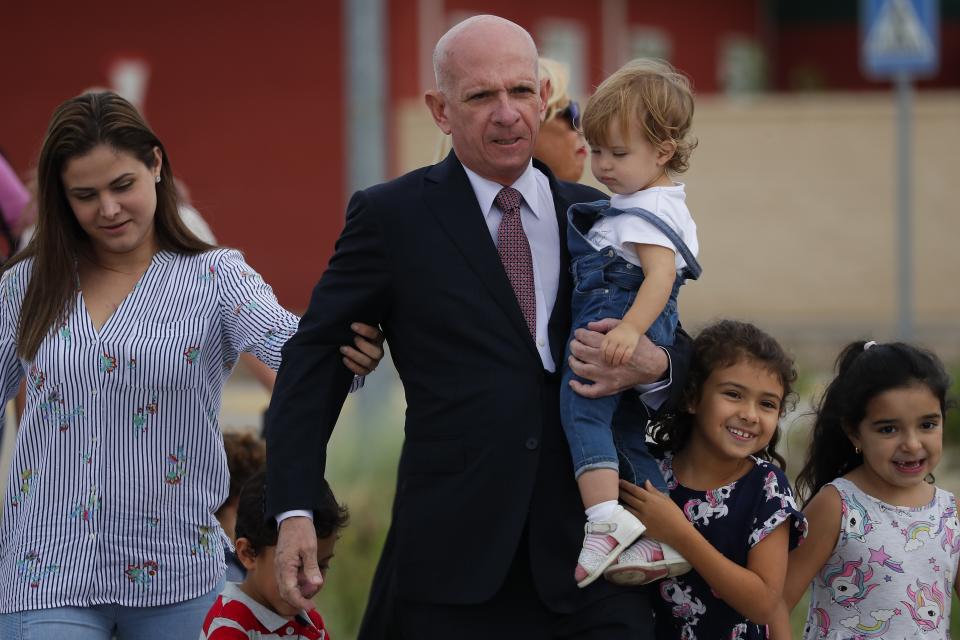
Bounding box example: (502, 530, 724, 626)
(202, 471, 348, 639)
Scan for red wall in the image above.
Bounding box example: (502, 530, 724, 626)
(389, 0, 422, 103)
(3, 1, 345, 309)
(626, 0, 768, 94)
(387, 0, 764, 101)
(442, 0, 605, 88)
(774, 23, 960, 90)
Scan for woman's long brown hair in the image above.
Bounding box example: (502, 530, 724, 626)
(3, 91, 215, 360)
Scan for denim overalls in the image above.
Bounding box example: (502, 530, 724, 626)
(560, 200, 702, 489)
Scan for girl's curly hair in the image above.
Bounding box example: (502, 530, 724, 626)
(649, 320, 798, 469)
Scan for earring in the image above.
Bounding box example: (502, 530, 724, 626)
(854, 447, 861, 454)
(924, 472, 935, 484)
(155, 175, 161, 184)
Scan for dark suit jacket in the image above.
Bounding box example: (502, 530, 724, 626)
(265, 152, 691, 627)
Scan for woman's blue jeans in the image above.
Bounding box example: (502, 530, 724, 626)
(0, 576, 223, 640)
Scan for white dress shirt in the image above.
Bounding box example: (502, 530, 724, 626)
(462, 162, 559, 372)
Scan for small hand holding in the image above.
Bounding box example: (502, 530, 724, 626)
(619, 479, 691, 546)
(600, 322, 641, 366)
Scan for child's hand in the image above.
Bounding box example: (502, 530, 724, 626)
(619, 479, 692, 546)
(600, 322, 642, 366)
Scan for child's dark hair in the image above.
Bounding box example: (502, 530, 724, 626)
(219, 431, 266, 514)
(649, 320, 797, 468)
(234, 470, 349, 553)
(794, 341, 950, 506)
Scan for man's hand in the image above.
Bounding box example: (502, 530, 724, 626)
(568, 317, 667, 398)
(275, 516, 323, 610)
(341, 322, 385, 376)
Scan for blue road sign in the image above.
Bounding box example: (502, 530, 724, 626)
(861, 0, 940, 78)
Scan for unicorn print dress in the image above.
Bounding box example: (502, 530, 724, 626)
(652, 453, 807, 640)
(803, 477, 960, 639)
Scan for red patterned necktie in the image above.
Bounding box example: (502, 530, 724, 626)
(494, 187, 536, 337)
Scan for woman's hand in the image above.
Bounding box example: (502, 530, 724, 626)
(341, 322, 385, 375)
(619, 479, 692, 546)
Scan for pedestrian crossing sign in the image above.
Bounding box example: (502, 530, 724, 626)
(861, 0, 940, 78)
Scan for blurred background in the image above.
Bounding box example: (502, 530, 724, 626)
(2, 0, 959, 637)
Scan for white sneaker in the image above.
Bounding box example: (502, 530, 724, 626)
(603, 538, 691, 586)
(574, 505, 646, 588)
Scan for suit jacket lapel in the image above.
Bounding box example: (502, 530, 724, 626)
(423, 152, 540, 359)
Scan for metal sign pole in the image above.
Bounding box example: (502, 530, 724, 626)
(861, 0, 939, 340)
(895, 72, 913, 340)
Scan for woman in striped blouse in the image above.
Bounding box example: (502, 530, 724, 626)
(0, 91, 382, 639)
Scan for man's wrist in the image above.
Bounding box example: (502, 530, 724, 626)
(276, 509, 313, 527)
(654, 345, 671, 383)
(634, 345, 673, 384)
(635, 347, 673, 411)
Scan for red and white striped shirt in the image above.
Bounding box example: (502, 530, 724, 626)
(202, 582, 329, 639)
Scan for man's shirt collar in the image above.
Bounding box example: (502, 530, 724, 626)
(462, 160, 544, 220)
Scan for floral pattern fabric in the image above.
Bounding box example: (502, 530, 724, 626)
(653, 453, 807, 639)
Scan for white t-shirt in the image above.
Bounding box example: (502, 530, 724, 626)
(584, 184, 698, 272)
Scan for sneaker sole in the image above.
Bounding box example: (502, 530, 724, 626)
(603, 560, 691, 586)
(575, 525, 647, 589)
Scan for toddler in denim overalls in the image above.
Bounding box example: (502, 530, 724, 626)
(561, 58, 702, 588)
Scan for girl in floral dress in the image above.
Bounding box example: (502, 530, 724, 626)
(615, 320, 807, 639)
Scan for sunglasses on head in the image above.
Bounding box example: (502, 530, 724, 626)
(557, 100, 580, 130)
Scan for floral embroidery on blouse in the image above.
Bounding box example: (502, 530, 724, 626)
(164, 447, 187, 485)
(18, 551, 59, 588)
(124, 560, 159, 586)
(69, 485, 101, 522)
(10, 469, 36, 507)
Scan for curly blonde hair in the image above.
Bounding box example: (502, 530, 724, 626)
(582, 58, 697, 174)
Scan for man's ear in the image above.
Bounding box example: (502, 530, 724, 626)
(539, 77, 552, 122)
(235, 537, 258, 570)
(538, 77, 550, 121)
(656, 140, 677, 167)
(425, 91, 452, 135)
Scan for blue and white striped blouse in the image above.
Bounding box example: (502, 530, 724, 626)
(0, 249, 297, 612)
